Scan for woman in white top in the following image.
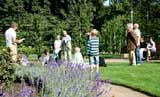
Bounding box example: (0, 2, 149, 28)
(147, 37, 156, 61)
(54, 35, 62, 62)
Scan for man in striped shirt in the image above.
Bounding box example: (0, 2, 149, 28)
(86, 29, 99, 72)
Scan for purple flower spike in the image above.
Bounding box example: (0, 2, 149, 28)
(0, 87, 3, 96)
(12, 60, 110, 97)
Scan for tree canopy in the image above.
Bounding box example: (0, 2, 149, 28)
(0, 0, 159, 54)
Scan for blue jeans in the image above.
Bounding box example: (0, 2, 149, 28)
(89, 56, 99, 65)
(135, 46, 142, 64)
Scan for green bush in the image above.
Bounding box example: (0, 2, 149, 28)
(18, 45, 36, 56)
(0, 48, 16, 87)
(0, 34, 5, 46)
(18, 45, 50, 57)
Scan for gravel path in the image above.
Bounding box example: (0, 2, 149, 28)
(104, 58, 160, 63)
(101, 84, 150, 97)
(105, 58, 129, 63)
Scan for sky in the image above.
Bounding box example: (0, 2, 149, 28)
(103, 0, 110, 6)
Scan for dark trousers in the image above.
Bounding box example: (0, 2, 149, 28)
(55, 50, 62, 62)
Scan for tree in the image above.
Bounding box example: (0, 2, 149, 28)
(0, 0, 24, 32)
(0, 0, 159, 54)
(101, 15, 126, 53)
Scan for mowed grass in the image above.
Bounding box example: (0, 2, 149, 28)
(100, 62, 160, 97)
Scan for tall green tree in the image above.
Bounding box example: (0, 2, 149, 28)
(0, 0, 159, 54)
(101, 15, 126, 53)
(0, 0, 24, 31)
(66, 0, 95, 48)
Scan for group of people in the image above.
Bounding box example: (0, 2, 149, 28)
(127, 23, 156, 66)
(41, 30, 84, 65)
(6, 22, 156, 71)
(140, 37, 156, 61)
(40, 29, 99, 72)
(5, 22, 99, 72)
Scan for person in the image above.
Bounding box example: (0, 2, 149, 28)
(5, 22, 25, 62)
(38, 55, 42, 63)
(62, 30, 72, 61)
(133, 23, 142, 65)
(86, 29, 99, 72)
(127, 23, 137, 66)
(54, 35, 62, 62)
(74, 47, 84, 65)
(42, 48, 53, 66)
(139, 38, 147, 60)
(146, 37, 156, 61)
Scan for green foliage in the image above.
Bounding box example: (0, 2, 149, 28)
(28, 54, 38, 61)
(0, 49, 16, 87)
(60, 0, 95, 52)
(132, 0, 160, 37)
(17, 45, 36, 56)
(0, 34, 5, 46)
(0, 0, 160, 54)
(101, 15, 126, 53)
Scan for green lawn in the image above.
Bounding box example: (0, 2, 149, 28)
(100, 62, 160, 97)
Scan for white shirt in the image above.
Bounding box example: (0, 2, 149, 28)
(151, 41, 156, 52)
(62, 35, 72, 49)
(74, 52, 84, 64)
(147, 42, 156, 52)
(5, 28, 16, 47)
(54, 40, 62, 49)
(54, 40, 62, 53)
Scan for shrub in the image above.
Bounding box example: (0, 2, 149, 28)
(0, 48, 16, 87)
(17, 45, 36, 56)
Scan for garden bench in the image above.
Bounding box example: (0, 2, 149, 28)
(152, 44, 160, 60)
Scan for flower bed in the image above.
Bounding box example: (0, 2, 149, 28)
(1, 62, 110, 97)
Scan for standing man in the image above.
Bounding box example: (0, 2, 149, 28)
(5, 22, 24, 62)
(134, 23, 142, 65)
(62, 30, 72, 61)
(127, 23, 137, 66)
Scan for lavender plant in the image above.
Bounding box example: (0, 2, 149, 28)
(13, 62, 110, 97)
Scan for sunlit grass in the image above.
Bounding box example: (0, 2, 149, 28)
(100, 62, 160, 97)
